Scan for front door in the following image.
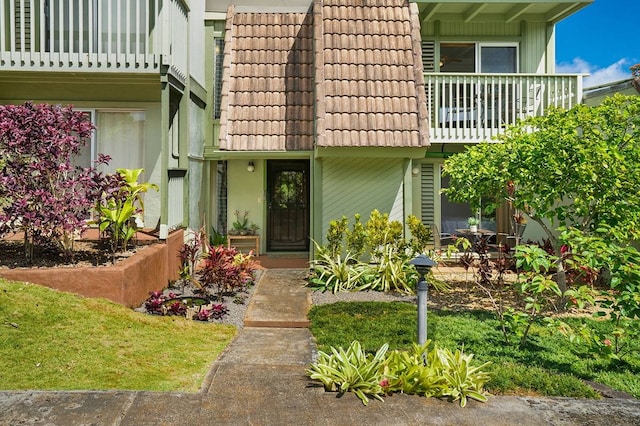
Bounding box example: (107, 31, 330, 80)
(266, 160, 310, 251)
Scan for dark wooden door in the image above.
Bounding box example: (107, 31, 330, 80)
(266, 160, 310, 251)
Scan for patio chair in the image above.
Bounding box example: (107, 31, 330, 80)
(520, 84, 545, 118)
(431, 224, 455, 250)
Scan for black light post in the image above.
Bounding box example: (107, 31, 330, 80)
(409, 254, 437, 345)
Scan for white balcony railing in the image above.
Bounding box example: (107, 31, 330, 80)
(0, 0, 188, 79)
(425, 73, 584, 143)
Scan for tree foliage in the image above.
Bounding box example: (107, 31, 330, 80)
(442, 94, 640, 247)
(0, 102, 108, 260)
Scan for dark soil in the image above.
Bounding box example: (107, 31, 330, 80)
(0, 239, 151, 269)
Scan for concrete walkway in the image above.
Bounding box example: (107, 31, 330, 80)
(1, 268, 640, 425)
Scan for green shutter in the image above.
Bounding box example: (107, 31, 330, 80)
(420, 163, 435, 226)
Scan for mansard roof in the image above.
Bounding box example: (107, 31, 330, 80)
(218, 0, 429, 151)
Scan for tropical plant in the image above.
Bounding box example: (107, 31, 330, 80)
(444, 95, 640, 246)
(365, 209, 404, 260)
(209, 227, 227, 246)
(198, 245, 256, 299)
(307, 340, 491, 407)
(308, 243, 367, 293)
(345, 213, 367, 260)
(96, 168, 158, 260)
(442, 95, 640, 302)
(558, 227, 640, 360)
(407, 214, 432, 255)
(307, 341, 389, 405)
(0, 102, 107, 262)
(178, 228, 207, 291)
(325, 216, 349, 257)
(361, 244, 418, 294)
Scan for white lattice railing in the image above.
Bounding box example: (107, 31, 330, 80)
(0, 0, 188, 79)
(424, 73, 584, 143)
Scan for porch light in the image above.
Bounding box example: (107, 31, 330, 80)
(247, 162, 255, 172)
(409, 254, 437, 345)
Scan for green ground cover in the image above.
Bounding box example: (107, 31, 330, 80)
(0, 279, 236, 392)
(309, 301, 640, 398)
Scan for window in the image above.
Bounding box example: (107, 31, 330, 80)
(96, 111, 145, 173)
(213, 38, 225, 119)
(439, 42, 518, 73)
(75, 110, 145, 174)
(479, 44, 518, 73)
(216, 160, 228, 233)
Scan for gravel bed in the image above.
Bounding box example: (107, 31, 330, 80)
(311, 289, 416, 306)
(134, 269, 262, 330)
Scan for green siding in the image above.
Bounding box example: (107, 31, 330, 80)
(420, 163, 435, 226)
(320, 157, 405, 239)
(422, 21, 520, 37)
(521, 22, 551, 73)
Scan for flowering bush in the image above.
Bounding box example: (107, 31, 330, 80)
(0, 102, 110, 261)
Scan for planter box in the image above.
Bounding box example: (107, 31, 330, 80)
(0, 229, 184, 308)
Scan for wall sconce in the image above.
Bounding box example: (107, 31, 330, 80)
(412, 166, 420, 176)
(247, 161, 255, 172)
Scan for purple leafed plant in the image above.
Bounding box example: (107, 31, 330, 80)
(0, 102, 111, 262)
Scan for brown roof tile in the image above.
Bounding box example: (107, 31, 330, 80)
(315, 0, 429, 148)
(219, 7, 315, 151)
(220, 0, 429, 151)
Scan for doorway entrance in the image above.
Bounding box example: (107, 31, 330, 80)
(266, 160, 310, 251)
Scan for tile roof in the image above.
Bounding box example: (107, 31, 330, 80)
(219, 7, 315, 151)
(315, 0, 429, 148)
(218, 0, 429, 151)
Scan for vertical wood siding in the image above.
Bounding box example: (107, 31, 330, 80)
(321, 157, 404, 239)
(420, 163, 435, 226)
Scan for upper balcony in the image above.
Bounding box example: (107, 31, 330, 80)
(1, 0, 189, 84)
(425, 72, 584, 143)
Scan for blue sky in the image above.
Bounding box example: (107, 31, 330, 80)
(556, 0, 639, 88)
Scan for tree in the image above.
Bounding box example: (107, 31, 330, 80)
(442, 94, 640, 249)
(0, 102, 108, 261)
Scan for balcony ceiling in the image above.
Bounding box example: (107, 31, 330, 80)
(414, 0, 593, 24)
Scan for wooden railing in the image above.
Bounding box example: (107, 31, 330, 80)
(424, 73, 584, 143)
(0, 0, 188, 79)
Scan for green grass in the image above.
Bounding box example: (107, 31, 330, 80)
(309, 301, 640, 398)
(0, 279, 236, 392)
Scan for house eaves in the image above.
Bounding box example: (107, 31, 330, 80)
(414, 0, 593, 24)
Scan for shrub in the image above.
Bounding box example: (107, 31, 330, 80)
(95, 168, 158, 259)
(199, 245, 256, 299)
(0, 102, 108, 261)
(307, 340, 490, 407)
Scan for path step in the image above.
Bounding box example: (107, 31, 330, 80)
(243, 269, 311, 328)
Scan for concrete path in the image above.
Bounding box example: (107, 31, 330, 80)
(1, 268, 639, 425)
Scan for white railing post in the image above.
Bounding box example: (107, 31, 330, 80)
(426, 73, 582, 143)
(0, 0, 164, 73)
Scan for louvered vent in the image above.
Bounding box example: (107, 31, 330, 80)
(421, 41, 435, 73)
(420, 163, 435, 226)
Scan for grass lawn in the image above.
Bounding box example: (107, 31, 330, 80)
(309, 301, 640, 398)
(0, 279, 236, 392)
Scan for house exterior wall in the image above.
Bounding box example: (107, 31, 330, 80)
(421, 20, 551, 74)
(318, 157, 406, 241)
(226, 159, 266, 246)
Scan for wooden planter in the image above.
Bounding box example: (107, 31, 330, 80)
(0, 229, 183, 308)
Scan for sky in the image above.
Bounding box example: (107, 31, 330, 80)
(556, 0, 639, 88)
